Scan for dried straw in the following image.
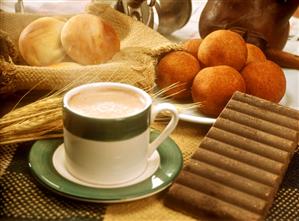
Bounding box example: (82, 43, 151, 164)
(0, 72, 95, 145)
(0, 81, 200, 145)
(0, 97, 63, 145)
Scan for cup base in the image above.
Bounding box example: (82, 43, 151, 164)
(52, 143, 160, 188)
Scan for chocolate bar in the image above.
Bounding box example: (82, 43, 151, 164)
(164, 91, 299, 221)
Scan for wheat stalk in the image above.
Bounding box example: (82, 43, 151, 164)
(0, 71, 99, 140)
(0, 88, 64, 145)
(0, 80, 201, 145)
(0, 111, 61, 134)
(0, 98, 62, 126)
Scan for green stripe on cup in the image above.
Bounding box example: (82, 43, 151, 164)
(63, 106, 150, 141)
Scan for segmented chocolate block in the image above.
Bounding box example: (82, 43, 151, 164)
(165, 92, 299, 221)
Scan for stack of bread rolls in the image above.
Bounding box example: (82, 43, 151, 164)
(156, 30, 286, 117)
(18, 13, 120, 67)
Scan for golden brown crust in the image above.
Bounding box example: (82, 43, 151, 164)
(191, 65, 246, 117)
(156, 51, 200, 100)
(246, 43, 267, 64)
(182, 38, 202, 58)
(198, 30, 247, 71)
(60, 14, 120, 65)
(47, 62, 81, 68)
(18, 17, 66, 66)
(241, 60, 286, 103)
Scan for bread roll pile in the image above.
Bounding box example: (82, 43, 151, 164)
(156, 30, 286, 117)
(18, 14, 120, 67)
(18, 17, 67, 66)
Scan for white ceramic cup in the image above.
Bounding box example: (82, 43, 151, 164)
(62, 82, 179, 185)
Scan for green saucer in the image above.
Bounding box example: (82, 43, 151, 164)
(28, 131, 183, 203)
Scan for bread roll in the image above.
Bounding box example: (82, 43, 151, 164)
(61, 14, 120, 65)
(47, 62, 81, 68)
(18, 17, 66, 66)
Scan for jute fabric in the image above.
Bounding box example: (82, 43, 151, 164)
(0, 3, 180, 96)
(0, 2, 299, 221)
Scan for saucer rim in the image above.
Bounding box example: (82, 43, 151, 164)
(28, 131, 183, 203)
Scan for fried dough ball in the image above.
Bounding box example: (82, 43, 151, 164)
(246, 43, 267, 64)
(156, 51, 200, 100)
(192, 65, 246, 117)
(182, 38, 202, 58)
(198, 30, 247, 71)
(241, 60, 286, 103)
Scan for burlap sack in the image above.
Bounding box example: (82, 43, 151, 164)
(0, 2, 180, 96)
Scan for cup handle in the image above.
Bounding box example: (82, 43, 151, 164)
(148, 103, 179, 157)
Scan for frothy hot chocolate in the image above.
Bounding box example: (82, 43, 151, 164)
(68, 87, 146, 118)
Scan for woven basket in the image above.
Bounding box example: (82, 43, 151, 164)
(0, 2, 180, 96)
